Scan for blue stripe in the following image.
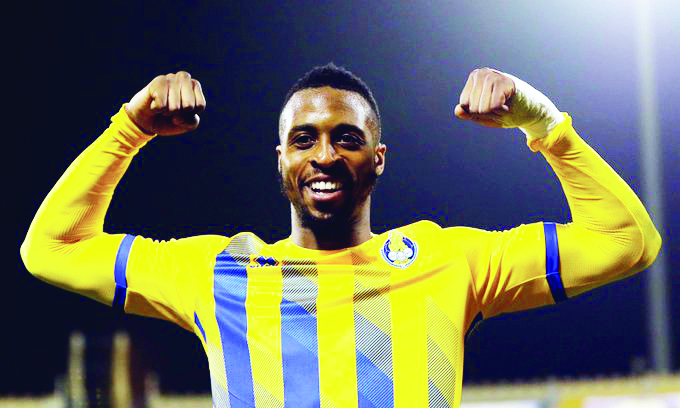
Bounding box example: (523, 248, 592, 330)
(544, 222, 567, 302)
(194, 312, 206, 342)
(354, 313, 393, 408)
(358, 393, 378, 408)
(428, 379, 450, 408)
(281, 298, 320, 407)
(214, 252, 255, 408)
(356, 350, 394, 408)
(112, 234, 135, 311)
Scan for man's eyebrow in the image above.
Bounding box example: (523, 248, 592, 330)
(289, 124, 317, 135)
(333, 124, 366, 139)
(287, 124, 317, 144)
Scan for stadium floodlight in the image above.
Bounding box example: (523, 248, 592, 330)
(633, 0, 672, 374)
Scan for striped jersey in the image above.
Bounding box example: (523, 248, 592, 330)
(115, 219, 563, 408)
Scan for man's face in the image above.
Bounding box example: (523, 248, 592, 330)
(277, 86, 386, 227)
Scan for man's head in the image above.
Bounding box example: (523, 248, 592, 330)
(277, 63, 386, 229)
(279, 63, 382, 140)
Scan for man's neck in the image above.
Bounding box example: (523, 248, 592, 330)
(289, 204, 373, 250)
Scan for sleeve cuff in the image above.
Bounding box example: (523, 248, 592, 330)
(526, 113, 572, 153)
(110, 104, 157, 146)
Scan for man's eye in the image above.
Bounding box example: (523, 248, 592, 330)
(339, 133, 360, 144)
(294, 135, 314, 147)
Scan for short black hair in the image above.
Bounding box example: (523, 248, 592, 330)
(280, 63, 381, 139)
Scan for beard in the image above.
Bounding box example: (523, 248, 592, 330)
(278, 170, 378, 231)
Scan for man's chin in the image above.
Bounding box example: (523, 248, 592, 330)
(299, 206, 354, 229)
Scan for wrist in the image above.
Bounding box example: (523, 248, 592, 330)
(519, 110, 564, 141)
(112, 104, 157, 144)
(123, 104, 156, 136)
(501, 73, 564, 140)
(527, 113, 573, 154)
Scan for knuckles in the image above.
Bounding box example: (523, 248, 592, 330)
(460, 67, 514, 114)
(134, 71, 207, 134)
(468, 67, 505, 85)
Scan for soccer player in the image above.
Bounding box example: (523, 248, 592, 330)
(21, 64, 661, 407)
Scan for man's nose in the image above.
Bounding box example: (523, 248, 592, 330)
(311, 139, 338, 167)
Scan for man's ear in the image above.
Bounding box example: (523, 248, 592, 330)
(375, 143, 386, 176)
(276, 145, 282, 173)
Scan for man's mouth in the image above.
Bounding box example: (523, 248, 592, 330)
(309, 180, 343, 192)
(304, 180, 347, 203)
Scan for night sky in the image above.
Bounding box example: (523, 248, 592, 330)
(7, 0, 679, 395)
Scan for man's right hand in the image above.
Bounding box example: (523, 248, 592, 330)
(126, 71, 206, 136)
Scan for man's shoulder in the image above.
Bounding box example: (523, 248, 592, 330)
(213, 231, 272, 254)
(375, 220, 445, 253)
(385, 220, 480, 252)
(148, 232, 267, 257)
(387, 220, 443, 236)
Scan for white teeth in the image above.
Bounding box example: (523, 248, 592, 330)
(310, 181, 342, 191)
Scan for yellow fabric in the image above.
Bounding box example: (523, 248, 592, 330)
(20, 106, 661, 407)
(181, 223, 473, 406)
(20, 105, 154, 304)
(534, 113, 660, 296)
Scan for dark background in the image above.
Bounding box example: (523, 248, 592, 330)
(7, 0, 678, 395)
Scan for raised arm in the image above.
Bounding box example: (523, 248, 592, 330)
(452, 68, 661, 316)
(20, 71, 206, 305)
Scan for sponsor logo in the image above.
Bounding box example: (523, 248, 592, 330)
(249, 256, 279, 267)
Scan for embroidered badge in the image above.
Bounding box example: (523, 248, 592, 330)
(381, 230, 418, 268)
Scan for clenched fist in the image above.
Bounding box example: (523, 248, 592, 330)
(126, 71, 206, 136)
(454, 67, 514, 128)
(454, 67, 563, 140)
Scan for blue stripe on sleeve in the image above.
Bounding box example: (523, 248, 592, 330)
(544, 222, 567, 303)
(112, 234, 135, 311)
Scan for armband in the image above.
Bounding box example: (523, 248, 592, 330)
(544, 222, 567, 303)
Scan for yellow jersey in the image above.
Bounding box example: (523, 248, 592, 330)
(20, 105, 661, 408)
(117, 217, 561, 407)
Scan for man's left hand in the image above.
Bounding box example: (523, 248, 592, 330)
(455, 67, 564, 140)
(455, 67, 514, 128)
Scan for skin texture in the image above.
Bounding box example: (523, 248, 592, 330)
(277, 87, 386, 250)
(454, 67, 516, 128)
(123, 68, 515, 250)
(126, 71, 207, 136)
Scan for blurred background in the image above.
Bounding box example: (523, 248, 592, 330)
(6, 0, 678, 406)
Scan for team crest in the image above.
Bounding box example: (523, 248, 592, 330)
(381, 230, 418, 268)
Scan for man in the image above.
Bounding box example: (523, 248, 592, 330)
(21, 64, 661, 407)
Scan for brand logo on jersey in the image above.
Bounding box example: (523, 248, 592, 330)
(249, 256, 279, 268)
(381, 230, 418, 268)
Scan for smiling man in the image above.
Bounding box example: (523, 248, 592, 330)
(21, 63, 661, 407)
(277, 81, 385, 250)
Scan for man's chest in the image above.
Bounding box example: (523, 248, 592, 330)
(199, 233, 473, 407)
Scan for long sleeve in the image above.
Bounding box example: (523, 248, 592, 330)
(447, 115, 662, 318)
(532, 114, 662, 297)
(20, 105, 155, 304)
